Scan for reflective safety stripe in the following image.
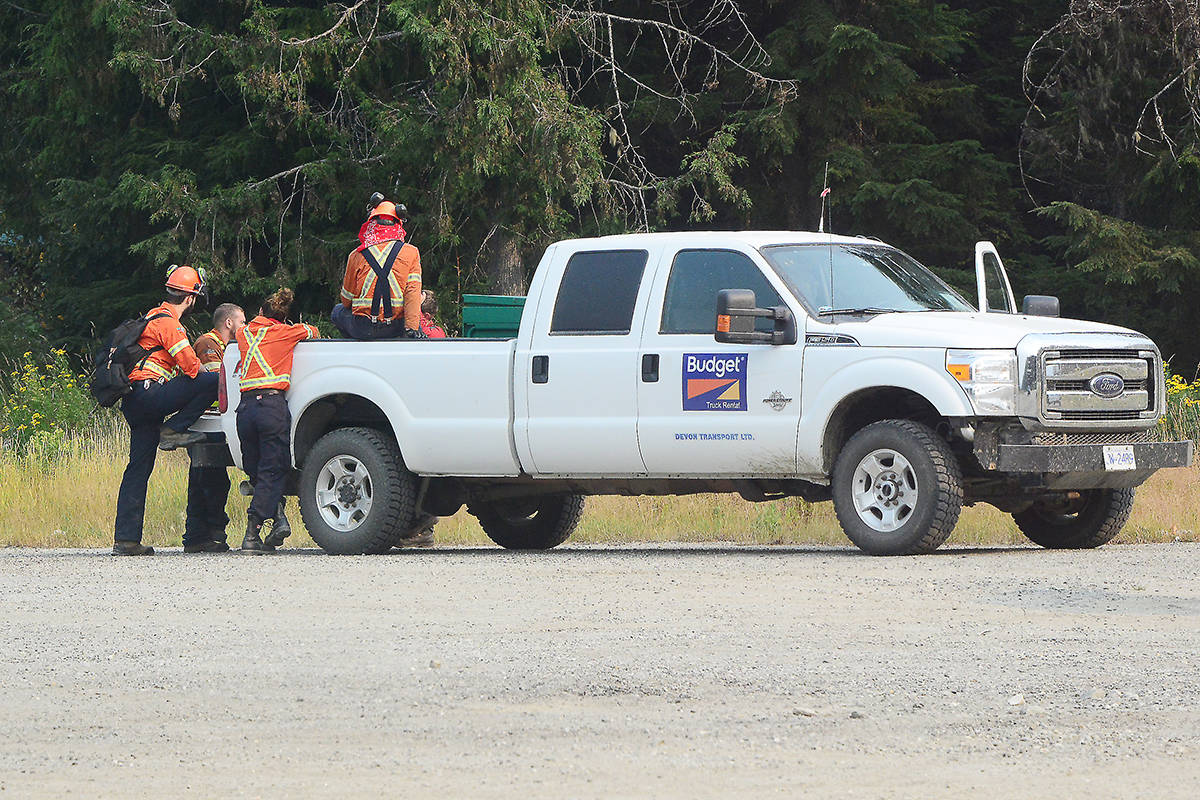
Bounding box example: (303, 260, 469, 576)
(406, 272, 421, 282)
(361, 269, 377, 299)
(167, 339, 189, 356)
(340, 287, 354, 301)
(141, 360, 176, 380)
(352, 300, 403, 312)
(241, 373, 289, 389)
(239, 326, 279, 390)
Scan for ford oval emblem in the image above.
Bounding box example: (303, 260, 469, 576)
(1089, 373, 1125, 398)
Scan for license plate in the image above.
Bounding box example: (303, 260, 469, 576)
(1103, 444, 1136, 471)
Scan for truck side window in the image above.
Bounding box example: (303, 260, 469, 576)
(982, 252, 1013, 313)
(550, 250, 648, 335)
(660, 249, 783, 334)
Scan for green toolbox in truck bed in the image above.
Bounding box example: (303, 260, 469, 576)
(462, 294, 526, 339)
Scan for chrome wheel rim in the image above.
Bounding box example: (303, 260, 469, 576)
(852, 448, 918, 532)
(315, 455, 373, 532)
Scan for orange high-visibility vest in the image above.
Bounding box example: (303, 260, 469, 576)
(194, 329, 226, 409)
(128, 304, 202, 382)
(235, 316, 319, 392)
(194, 330, 225, 373)
(339, 241, 422, 329)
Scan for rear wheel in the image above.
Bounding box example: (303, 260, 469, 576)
(470, 494, 585, 550)
(1013, 488, 1134, 549)
(299, 427, 416, 554)
(831, 420, 963, 555)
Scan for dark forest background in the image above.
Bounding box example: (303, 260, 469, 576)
(1, 1, 1197, 368)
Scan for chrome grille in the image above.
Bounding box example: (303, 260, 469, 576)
(1041, 349, 1157, 423)
(1057, 409, 1146, 421)
(1049, 379, 1149, 392)
(1056, 349, 1141, 360)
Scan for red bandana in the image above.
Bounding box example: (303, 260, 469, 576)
(357, 219, 407, 251)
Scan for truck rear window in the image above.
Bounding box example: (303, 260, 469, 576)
(551, 250, 647, 335)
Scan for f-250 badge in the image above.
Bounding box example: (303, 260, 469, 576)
(763, 390, 792, 411)
(683, 353, 747, 411)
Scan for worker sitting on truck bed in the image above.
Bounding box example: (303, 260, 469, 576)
(235, 289, 319, 554)
(331, 200, 426, 340)
(419, 290, 447, 338)
(183, 302, 246, 553)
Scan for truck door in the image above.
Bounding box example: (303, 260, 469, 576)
(636, 248, 805, 475)
(974, 241, 1017, 313)
(522, 248, 652, 475)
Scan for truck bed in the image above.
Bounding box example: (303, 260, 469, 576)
(213, 338, 521, 477)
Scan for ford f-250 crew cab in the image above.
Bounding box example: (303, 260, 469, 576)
(192, 231, 1192, 555)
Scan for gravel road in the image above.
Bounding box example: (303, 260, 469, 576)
(1, 543, 1197, 798)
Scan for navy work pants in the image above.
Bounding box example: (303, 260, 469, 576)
(185, 464, 231, 544)
(114, 373, 219, 544)
(236, 391, 291, 525)
(331, 303, 404, 340)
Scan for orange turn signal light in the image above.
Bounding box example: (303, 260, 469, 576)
(716, 314, 731, 333)
(947, 364, 971, 382)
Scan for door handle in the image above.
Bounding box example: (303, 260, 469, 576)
(532, 355, 549, 384)
(641, 353, 659, 382)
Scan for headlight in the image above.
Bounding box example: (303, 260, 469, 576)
(946, 349, 1017, 415)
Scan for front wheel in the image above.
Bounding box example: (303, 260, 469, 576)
(1012, 488, 1134, 549)
(470, 494, 585, 550)
(831, 420, 963, 555)
(298, 427, 416, 555)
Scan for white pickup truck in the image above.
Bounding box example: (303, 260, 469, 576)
(193, 231, 1192, 555)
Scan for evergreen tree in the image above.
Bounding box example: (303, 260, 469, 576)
(0, 0, 1195, 370)
(1022, 0, 1200, 366)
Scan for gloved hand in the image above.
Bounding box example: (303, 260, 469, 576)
(404, 327, 428, 340)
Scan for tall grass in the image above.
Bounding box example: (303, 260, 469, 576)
(1, 420, 1196, 549)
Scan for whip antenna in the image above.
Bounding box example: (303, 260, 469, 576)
(819, 162, 834, 311)
(817, 162, 831, 233)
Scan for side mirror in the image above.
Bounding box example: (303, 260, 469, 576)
(1022, 295, 1060, 317)
(715, 289, 798, 346)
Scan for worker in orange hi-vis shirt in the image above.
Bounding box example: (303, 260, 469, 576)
(234, 288, 319, 554)
(330, 198, 426, 340)
(418, 289, 447, 339)
(113, 265, 218, 556)
(184, 302, 246, 553)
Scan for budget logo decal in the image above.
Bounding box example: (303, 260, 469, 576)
(683, 353, 747, 411)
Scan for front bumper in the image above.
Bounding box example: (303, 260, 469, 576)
(981, 437, 1192, 490)
(997, 440, 1192, 472)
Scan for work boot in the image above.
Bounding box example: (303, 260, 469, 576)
(183, 539, 231, 553)
(158, 426, 206, 451)
(396, 514, 437, 548)
(112, 541, 155, 556)
(239, 521, 271, 555)
(263, 502, 291, 549)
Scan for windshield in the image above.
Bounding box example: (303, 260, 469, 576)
(759, 244, 974, 314)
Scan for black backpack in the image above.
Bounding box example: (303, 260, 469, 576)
(89, 311, 170, 407)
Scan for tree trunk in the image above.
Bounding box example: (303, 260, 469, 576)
(486, 230, 526, 296)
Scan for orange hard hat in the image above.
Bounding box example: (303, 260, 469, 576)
(165, 264, 206, 296)
(368, 201, 400, 222)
